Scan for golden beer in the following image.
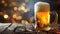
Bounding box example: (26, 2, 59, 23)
(34, 2, 50, 31)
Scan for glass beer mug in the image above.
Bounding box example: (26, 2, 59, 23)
(34, 2, 58, 31)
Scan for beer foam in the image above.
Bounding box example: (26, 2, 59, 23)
(35, 2, 49, 5)
(34, 2, 50, 12)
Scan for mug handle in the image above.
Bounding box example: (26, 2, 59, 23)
(50, 11, 58, 25)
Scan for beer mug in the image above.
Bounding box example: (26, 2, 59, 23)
(34, 2, 58, 31)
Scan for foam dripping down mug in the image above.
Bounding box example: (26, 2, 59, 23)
(34, 2, 58, 31)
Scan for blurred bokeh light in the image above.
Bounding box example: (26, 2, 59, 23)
(4, 14, 9, 19)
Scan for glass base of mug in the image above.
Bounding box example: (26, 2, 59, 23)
(43, 27, 51, 31)
(36, 26, 51, 31)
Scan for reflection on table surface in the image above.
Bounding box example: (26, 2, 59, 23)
(0, 23, 60, 34)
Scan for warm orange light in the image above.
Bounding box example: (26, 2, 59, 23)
(28, 17, 34, 23)
(21, 20, 28, 24)
(0, 12, 3, 15)
(14, 7, 17, 11)
(18, 5, 25, 11)
(1, 0, 5, 4)
(57, 32, 60, 34)
(13, 14, 17, 18)
(24, 9, 28, 12)
(12, 2, 16, 6)
(4, 14, 9, 19)
(11, 19, 16, 23)
(16, 16, 22, 20)
(4, 3, 7, 6)
(18, 5, 29, 12)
